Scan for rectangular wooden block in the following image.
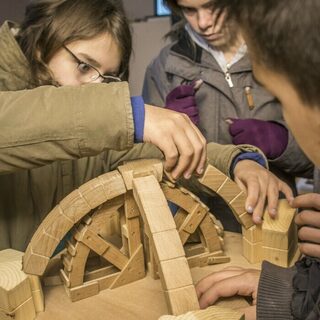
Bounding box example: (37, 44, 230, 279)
(159, 257, 193, 290)
(133, 176, 176, 234)
(262, 200, 297, 250)
(242, 237, 262, 264)
(198, 165, 228, 193)
(152, 230, 185, 262)
(165, 285, 200, 315)
(242, 225, 262, 243)
(217, 178, 242, 203)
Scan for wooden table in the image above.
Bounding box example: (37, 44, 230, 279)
(37, 232, 260, 320)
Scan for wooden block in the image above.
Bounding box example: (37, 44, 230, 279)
(152, 230, 185, 262)
(238, 212, 254, 229)
(159, 257, 193, 290)
(78, 171, 126, 210)
(0, 249, 42, 320)
(187, 251, 224, 268)
(109, 244, 145, 289)
(133, 175, 177, 234)
(242, 225, 262, 243)
(28, 276, 44, 312)
(199, 215, 222, 252)
(229, 192, 247, 216)
(207, 256, 231, 265)
(118, 159, 163, 190)
(262, 240, 297, 267)
(198, 165, 228, 193)
(180, 204, 207, 235)
(242, 237, 262, 264)
(23, 247, 50, 276)
(262, 200, 297, 250)
(124, 191, 140, 219)
(164, 285, 200, 315)
(66, 281, 99, 302)
(217, 178, 242, 203)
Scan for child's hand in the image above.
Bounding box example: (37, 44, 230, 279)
(292, 193, 320, 258)
(196, 266, 260, 320)
(233, 160, 293, 224)
(165, 80, 203, 125)
(144, 104, 206, 180)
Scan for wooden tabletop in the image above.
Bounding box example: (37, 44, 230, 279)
(37, 232, 260, 320)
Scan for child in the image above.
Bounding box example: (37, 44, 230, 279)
(0, 0, 289, 251)
(196, 1, 320, 319)
(142, 0, 313, 231)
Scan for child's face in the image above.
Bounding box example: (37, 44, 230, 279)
(177, 0, 236, 49)
(252, 60, 320, 167)
(48, 32, 121, 86)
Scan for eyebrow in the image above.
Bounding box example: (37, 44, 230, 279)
(180, 0, 213, 10)
(77, 52, 101, 69)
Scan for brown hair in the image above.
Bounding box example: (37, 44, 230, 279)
(213, 0, 320, 107)
(17, 0, 132, 86)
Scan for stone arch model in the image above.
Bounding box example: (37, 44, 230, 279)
(23, 159, 253, 315)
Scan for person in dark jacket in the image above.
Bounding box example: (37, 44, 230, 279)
(142, 0, 313, 232)
(196, 1, 320, 319)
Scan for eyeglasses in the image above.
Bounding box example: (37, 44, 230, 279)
(63, 45, 122, 84)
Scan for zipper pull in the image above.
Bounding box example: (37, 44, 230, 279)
(225, 64, 234, 87)
(245, 86, 255, 110)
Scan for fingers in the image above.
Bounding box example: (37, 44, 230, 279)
(213, 9, 227, 34)
(279, 181, 294, 203)
(291, 193, 320, 210)
(298, 226, 320, 243)
(243, 176, 263, 223)
(295, 210, 320, 228)
(171, 116, 206, 179)
(196, 269, 246, 298)
(197, 271, 259, 309)
(298, 242, 320, 258)
(265, 178, 280, 218)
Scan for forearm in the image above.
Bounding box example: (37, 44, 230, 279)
(0, 82, 134, 173)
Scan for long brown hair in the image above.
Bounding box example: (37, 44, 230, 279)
(17, 0, 132, 86)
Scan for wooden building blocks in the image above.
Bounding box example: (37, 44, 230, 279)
(22, 160, 257, 315)
(242, 199, 300, 267)
(0, 249, 44, 320)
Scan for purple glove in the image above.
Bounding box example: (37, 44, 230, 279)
(165, 83, 199, 125)
(228, 118, 288, 159)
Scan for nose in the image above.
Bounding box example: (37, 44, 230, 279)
(197, 9, 213, 31)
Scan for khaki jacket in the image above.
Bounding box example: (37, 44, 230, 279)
(0, 21, 260, 250)
(143, 30, 314, 184)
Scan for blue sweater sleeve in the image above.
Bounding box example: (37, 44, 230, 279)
(230, 152, 267, 177)
(131, 96, 145, 143)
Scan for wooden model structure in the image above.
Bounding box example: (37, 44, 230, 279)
(242, 199, 300, 267)
(0, 249, 44, 320)
(22, 159, 253, 316)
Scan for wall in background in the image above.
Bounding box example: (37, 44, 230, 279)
(0, 0, 29, 24)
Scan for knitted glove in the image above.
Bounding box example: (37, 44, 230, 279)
(228, 118, 288, 159)
(165, 81, 202, 125)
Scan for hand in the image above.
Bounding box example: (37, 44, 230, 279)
(291, 193, 320, 258)
(196, 267, 260, 319)
(144, 104, 206, 180)
(165, 80, 203, 125)
(228, 119, 288, 159)
(233, 160, 294, 224)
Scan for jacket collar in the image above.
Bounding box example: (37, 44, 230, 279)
(169, 29, 252, 74)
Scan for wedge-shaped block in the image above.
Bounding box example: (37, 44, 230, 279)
(217, 178, 242, 203)
(199, 165, 228, 192)
(118, 159, 163, 190)
(165, 285, 200, 315)
(229, 192, 247, 216)
(159, 257, 193, 290)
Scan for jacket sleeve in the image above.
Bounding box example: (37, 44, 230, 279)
(0, 82, 134, 173)
(257, 261, 295, 320)
(142, 51, 169, 108)
(106, 142, 265, 178)
(269, 120, 314, 178)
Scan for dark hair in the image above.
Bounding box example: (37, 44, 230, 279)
(213, 0, 320, 107)
(17, 0, 132, 86)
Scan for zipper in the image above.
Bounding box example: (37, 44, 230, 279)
(225, 63, 234, 87)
